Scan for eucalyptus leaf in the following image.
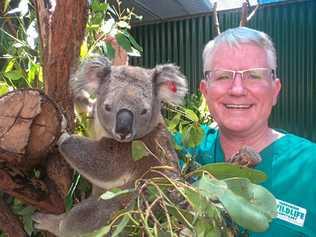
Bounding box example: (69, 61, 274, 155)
(223, 178, 277, 220)
(80, 41, 89, 58)
(195, 163, 267, 184)
(82, 225, 111, 237)
(4, 0, 12, 12)
(0, 83, 9, 96)
(167, 113, 181, 130)
(194, 217, 221, 237)
(123, 31, 143, 52)
(127, 47, 141, 57)
(23, 214, 34, 236)
(184, 108, 199, 122)
(194, 176, 276, 232)
(111, 214, 130, 237)
(166, 204, 194, 225)
(4, 70, 23, 81)
(132, 140, 149, 161)
(100, 189, 134, 200)
(115, 32, 132, 52)
(218, 189, 271, 232)
(103, 42, 115, 60)
(183, 125, 204, 148)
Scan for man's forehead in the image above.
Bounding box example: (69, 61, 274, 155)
(208, 42, 269, 70)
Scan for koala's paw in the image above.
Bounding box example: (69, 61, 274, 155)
(230, 146, 262, 168)
(32, 212, 64, 236)
(57, 132, 71, 146)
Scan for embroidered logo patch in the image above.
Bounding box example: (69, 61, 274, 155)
(276, 199, 306, 227)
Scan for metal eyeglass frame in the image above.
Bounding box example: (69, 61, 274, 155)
(204, 68, 276, 82)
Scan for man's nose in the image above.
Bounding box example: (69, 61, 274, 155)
(228, 73, 247, 96)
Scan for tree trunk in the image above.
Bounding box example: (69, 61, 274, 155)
(33, 0, 88, 209)
(35, 0, 88, 129)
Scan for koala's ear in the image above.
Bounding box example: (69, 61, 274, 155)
(152, 64, 188, 105)
(71, 56, 111, 95)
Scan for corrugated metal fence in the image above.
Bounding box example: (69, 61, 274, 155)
(131, 0, 316, 141)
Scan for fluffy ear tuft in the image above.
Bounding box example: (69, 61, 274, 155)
(152, 64, 188, 105)
(70, 55, 111, 96)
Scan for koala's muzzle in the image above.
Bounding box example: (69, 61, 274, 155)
(115, 109, 134, 141)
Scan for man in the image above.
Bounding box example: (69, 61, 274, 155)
(174, 27, 316, 236)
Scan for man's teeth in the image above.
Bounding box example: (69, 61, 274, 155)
(225, 104, 252, 109)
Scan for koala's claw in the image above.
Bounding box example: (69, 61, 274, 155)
(32, 212, 63, 236)
(57, 132, 71, 146)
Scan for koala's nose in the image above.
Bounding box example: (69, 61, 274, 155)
(115, 109, 134, 140)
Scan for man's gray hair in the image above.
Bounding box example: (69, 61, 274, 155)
(202, 27, 277, 72)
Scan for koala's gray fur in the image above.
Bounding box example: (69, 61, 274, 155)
(32, 55, 188, 237)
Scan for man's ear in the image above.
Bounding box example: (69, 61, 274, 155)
(272, 78, 281, 106)
(199, 79, 208, 97)
(152, 64, 188, 105)
(71, 55, 112, 96)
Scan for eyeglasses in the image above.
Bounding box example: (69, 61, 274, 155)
(204, 68, 275, 86)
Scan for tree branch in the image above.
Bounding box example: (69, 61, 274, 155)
(240, 0, 260, 26)
(212, 1, 220, 37)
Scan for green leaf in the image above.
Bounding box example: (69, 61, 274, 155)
(127, 47, 141, 57)
(194, 176, 277, 232)
(184, 108, 199, 122)
(82, 225, 111, 237)
(100, 189, 134, 200)
(194, 217, 221, 237)
(4, 70, 23, 81)
(167, 113, 181, 130)
(166, 204, 194, 225)
(4, 59, 15, 72)
(195, 163, 267, 184)
(223, 178, 277, 220)
(80, 41, 89, 58)
(4, 0, 12, 12)
(182, 125, 204, 148)
(131, 140, 149, 161)
(123, 31, 143, 52)
(0, 82, 9, 96)
(103, 42, 115, 60)
(111, 214, 130, 237)
(22, 214, 34, 236)
(115, 32, 132, 52)
(27, 63, 39, 84)
(91, 1, 108, 12)
(65, 173, 81, 210)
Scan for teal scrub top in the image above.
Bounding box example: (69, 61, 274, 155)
(173, 125, 316, 236)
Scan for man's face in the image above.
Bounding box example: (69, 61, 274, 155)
(200, 43, 281, 136)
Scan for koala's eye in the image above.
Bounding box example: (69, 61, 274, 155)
(141, 109, 147, 115)
(104, 104, 112, 112)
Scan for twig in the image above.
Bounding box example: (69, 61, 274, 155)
(240, 0, 249, 26)
(212, 1, 220, 36)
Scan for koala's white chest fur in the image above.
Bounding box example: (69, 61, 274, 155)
(89, 171, 133, 190)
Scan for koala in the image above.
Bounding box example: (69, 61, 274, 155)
(32, 56, 188, 237)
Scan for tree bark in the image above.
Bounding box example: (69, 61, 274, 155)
(34, 0, 88, 212)
(35, 0, 88, 129)
(0, 197, 26, 237)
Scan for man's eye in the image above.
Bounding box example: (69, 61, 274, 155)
(248, 72, 262, 80)
(215, 75, 231, 80)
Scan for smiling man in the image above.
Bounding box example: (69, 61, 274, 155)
(174, 27, 316, 236)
